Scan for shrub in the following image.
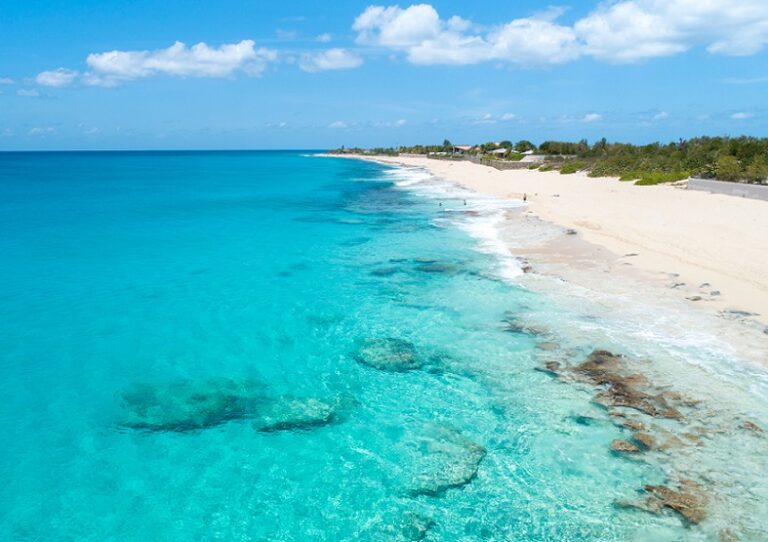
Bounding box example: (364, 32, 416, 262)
(514, 140, 536, 152)
(714, 155, 741, 182)
(559, 161, 588, 174)
(634, 171, 689, 185)
(745, 155, 768, 183)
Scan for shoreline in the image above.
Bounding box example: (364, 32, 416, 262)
(347, 154, 768, 331)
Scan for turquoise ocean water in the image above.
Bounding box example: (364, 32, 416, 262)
(0, 151, 766, 541)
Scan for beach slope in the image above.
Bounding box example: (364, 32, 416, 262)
(367, 155, 768, 324)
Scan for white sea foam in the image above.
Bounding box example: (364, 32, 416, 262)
(385, 165, 526, 281)
(383, 163, 768, 373)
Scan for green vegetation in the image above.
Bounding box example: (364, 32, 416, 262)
(331, 136, 768, 184)
(539, 140, 590, 156)
(559, 161, 588, 174)
(633, 171, 690, 186)
(569, 136, 768, 185)
(746, 155, 768, 182)
(514, 140, 536, 153)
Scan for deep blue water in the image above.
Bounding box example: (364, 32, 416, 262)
(0, 151, 766, 541)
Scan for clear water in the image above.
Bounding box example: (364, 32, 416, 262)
(0, 151, 766, 541)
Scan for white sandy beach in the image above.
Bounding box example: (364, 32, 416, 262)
(363, 155, 768, 328)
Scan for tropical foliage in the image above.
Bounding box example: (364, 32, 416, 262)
(331, 136, 768, 184)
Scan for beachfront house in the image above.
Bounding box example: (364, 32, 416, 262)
(453, 145, 473, 155)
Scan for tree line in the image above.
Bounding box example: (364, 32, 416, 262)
(332, 136, 768, 185)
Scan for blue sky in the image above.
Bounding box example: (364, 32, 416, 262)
(1, 0, 767, 150)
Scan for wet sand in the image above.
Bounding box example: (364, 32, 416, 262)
(360, 155, 768, 330)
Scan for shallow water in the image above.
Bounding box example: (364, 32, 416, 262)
(0, 151, 766, 541)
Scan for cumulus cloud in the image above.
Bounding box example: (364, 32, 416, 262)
(731, 112, 754, 120)
(353, 2, 768, 65)
(328, 121, 349, 129)
(471, 113, 497, 124)
(316, 33, 333, 43)
(653, 111, 669, 120)
(85, 40, 277, 85)
(354, 4, 493, 65)
(575, 0, 768, 61)
(299, 48, 363, 72)
(35, 68, 79, 87)
(468, 112, 519, 124)
(582, 113, 603, 123)
(17, 89, 40, 97)
(0, 77, 14, 85)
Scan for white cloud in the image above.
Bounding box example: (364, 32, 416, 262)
(653, 111, 669, 120)
(0, 77, 14, 85)
(299, 48, 363, 72)
(731, 112, 754, 120)
(328, 121, 349, 129)
(28, 126, 55, 135)
(582, 113, 603, 122)
(85, 40, 277, 85)
(575, 0, 768, 61)
(489, 18, 579, 64)
(468, 112, 519, 124)
(317, 33, 333, 43)
(276, 29, 298, 40)
(374, 118, 408, 127)
(17, 89, 40, 97)
(472, 113, 497, 124)
(35, 68, 79, 87)
(354, 5, 492, 65)
(353, 2, 768, 65)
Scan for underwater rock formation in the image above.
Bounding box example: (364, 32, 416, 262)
(619, 479, 708, 525)
(368, 511, 435, 541)
(370, 266, 401, 277)
(573, 350, 683, 419)
(406, 425, 486, 497)
(398, 513, 435, 541)
(415, 261, 459, 274)
(120, 379, 347, 435)
(633, 432, 656, 450)
(254, 396, 336, 433)
(644, 481, 708, 525)
(534, 361, 562, 376)
(119, 378, 265, 432)
(741, 420, 763, 433)
(611, 439, 641, 453)
(503, 314, 549, 336)
(355, 338, 423, 372)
